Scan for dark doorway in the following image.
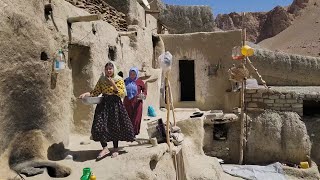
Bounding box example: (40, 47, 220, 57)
(179, 60, 195, 101)
(304, 100, 320, 116)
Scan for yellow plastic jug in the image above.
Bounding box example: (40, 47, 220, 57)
(300, 161, 309, 169)
(241, 45, 254, 57)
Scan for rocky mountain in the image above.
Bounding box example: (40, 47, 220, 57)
(215, 0, 309, 43)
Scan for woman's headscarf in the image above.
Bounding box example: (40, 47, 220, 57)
(99, 61, 127, 96)
(102, 61, 122, 82)
(125, 67, 139, 100)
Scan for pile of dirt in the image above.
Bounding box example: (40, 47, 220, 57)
(65, 0, 127, 31)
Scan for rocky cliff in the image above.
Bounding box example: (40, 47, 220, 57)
(215, 0, 309, 43)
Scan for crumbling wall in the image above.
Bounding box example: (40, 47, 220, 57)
(159, 5, 215, 34)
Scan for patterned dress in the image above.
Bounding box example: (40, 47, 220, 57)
(90, 78, 135, 143)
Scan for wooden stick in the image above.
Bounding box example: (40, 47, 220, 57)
(168, 80, 177, 126)
(67, 14, 101, 24)
(239, 12, 246, 165)
(246, 57, 267, 88)
(165, 73, 171, 150)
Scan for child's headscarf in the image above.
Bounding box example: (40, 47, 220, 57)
(125, 67, 139, 100)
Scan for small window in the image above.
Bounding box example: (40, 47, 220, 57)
(108, 46, 117, 61)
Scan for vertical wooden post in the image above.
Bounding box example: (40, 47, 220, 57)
(168, 80, 177, 126)
(239, 12, 246, 165)
(165, 72, 171, 150)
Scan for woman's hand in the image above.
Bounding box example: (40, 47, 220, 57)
(107, 77, 119, 91)
(79, 92, 90, 99)
(106, 77, 115, 85)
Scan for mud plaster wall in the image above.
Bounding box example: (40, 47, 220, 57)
(160, 31, 242, 111)
(146, 14, 158, 33)
(251, 49, 320, 86)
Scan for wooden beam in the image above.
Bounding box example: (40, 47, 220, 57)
(118, 31, 137, 36)
(67, 14, 101, 24)
(145, 10, 160, 14)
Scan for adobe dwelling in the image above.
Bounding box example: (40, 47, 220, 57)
(1, 0, 320, 179)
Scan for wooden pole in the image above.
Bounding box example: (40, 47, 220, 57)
(174, 154, 179, 180)
(67, 14, 101, 24)
(168, 80, 177, 126)
(165, 72, 171, 150)
(239, 12, 246, 165)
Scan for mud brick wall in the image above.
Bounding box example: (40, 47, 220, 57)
(245, 88, 303, 116)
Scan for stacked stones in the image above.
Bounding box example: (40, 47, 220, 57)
(65, 0, 128, 31)
(245, 88, 303, 116)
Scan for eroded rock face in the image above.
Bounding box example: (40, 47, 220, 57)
(215, 0, 310, 43)
(215, 7, 293, 43)
(288, 0, 310, 16)
(246, 110, 311, 164)
(258, 6, 293, 42)
(215, 12, 267, 43)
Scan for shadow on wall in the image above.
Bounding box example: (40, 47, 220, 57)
(69, 44, 93, 133)
(0, 73, 47, 155)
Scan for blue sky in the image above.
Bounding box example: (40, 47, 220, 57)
(162, 0, 293, 16)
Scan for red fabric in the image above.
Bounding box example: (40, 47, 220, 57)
(124, 79, 147, 135)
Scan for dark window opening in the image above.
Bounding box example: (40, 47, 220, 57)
(213, 124, 228, 141)
(303, 100, 320, 116)
(40, 51, 49, 61)
(108, 46, 117, 61)
(179, 60, 195, 101)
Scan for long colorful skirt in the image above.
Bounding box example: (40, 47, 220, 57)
(124, 97, 143, 135)
(91, 95, 135, 143)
